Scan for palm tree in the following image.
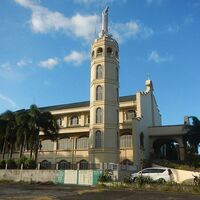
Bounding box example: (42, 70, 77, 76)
(0, 117, 7, 160)
(0, 111, 17, 160)
(28, 105, 58, 162)
(15, 110, 31, 158)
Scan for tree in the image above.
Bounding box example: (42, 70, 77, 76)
(15, 110, 31, 158)
(0, 117, 7, 160)
(184, 116, 200, 153)
(0, 111, 17, 160)
(28, 105, 58, 162)
(0, 105, 58, 163)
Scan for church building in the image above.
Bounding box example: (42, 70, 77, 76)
(12, 8, 187, 170)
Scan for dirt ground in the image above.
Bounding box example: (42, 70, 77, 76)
(0, 183, 200, 200)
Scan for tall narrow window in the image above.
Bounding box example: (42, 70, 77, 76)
(96, 107, 103, 123)
(92, 50, 95, 58)
(95, 130, 102, 148)
(126, 110, 136, 120)
(70, 115, 79, 125)
(79, 160, 88, 170)
(96, 47, 103, 57)
(96, 65, 102, 79)
(77, 137, 88, 149)
(107, 47, 113, 57)
(96, 85, 103, 100)
(120, 134, 132, 148)
(140, 132, 144, 148)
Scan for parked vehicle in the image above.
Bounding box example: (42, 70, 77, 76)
(131, 167, 173, 182)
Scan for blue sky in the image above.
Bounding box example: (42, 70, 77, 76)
(0, 0, 200, 125)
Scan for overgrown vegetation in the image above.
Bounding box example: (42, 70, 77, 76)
(98, 170, 113, 182)
(0, 105, 58, 163)
(0, 156, 36, 169)
(153, 159, 200, 171)
(99, 174, 200, 194)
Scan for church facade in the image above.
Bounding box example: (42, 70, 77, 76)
(10, 8, 187, 170)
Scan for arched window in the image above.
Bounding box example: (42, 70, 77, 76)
(58, 138, 72, 150)
(121, 159, 133, 165)
(57, 118, 62, 127)
(96, 65, 103, 79)
(40, 160, 51, 169)
(126, 110, 136, 120)
(95, 130, 102, 148)
(58, 160, 71, 170)
(77, 137, 88, 149)
(41, 139, 54, 151)
(96, 85, 103, 100)
(140, 132, 144, 148)
(79, 159, 88, 170)
(92, 50, 95, 58)
(120, 134, 132, 148)
(96, 107, 103, 123)
(70, 115, 79, 125)
(107, 47, 113, 57)
(97, 47, 103, 57)
(115, 51, 119, 59)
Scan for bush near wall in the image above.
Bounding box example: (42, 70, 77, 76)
(16, 157, 36, 169)
(0, 160, 6, 169)
(6, 159, 17, 169)
(153, 160, 200, 171)
(0, 157, 36, 169)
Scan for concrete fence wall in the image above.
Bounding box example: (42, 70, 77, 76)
(171, 168, 200, 183)
(153, 164, 200, 183)
(0, 169, 102, 185)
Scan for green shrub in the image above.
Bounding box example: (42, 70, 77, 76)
(6, 159, 17, 169)
(16, 157, 36, 169)
(16, 156, 28, 168)
(24, 158, 36, 169)
(134, 176, 154, 185)
(123, 175, 132, 184)
(0, 160, 6, 169)
(98, 170, 113, 182)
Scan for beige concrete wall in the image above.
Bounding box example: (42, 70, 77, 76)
(152, 164, 200, 183)
(131, 82, 162, 168)
(0, 169, 57, 183)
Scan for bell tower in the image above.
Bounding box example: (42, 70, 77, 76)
(89, 7, 119, 164)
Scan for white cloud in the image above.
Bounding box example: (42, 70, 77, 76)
(70, 14, 98, 41)
(111, 21, 153, 43)
(0, 93, 18, 109)
(0, 62, 12, 70)
(74, 0, 116, 4)
(148, 51, 173, 64)
(146, 0, 163, 6)
(39, 58, 59, 69)
(15, 0, 97, 42)
(17, 59, 30, 67)
(64, 51, 88, 66)
(15, 0, 153, 43)
(166, 24, 179, 33)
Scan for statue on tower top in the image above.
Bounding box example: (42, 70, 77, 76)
(100, 6, 110, 37)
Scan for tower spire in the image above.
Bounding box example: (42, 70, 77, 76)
(100, 6, 109, 37)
